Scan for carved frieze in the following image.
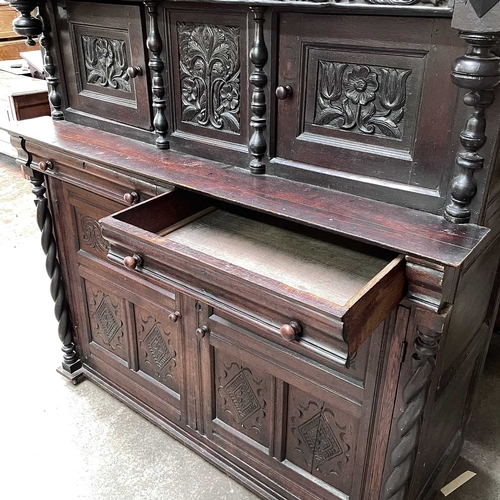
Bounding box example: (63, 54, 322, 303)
(177, 22, 240, 133)
(82, 35, 131, 92)
(81, 216, 109, 254)
(314, 61, 411, 140)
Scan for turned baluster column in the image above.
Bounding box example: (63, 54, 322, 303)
(248, 7, 268, 174)
(8, 0, 42, 46)
(144, 1, 169, 149)
(30, 170, 83, 380)
(444, 32, 500, 223)
(38, 4, 64, 120)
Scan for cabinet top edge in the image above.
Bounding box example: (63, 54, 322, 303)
(5, 117, 490, 269)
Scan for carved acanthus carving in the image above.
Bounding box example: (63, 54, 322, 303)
(248, 7, 268, 174)
(82, 36, 130, 92)
(178, 23, 241, 133)
(445, 32, 500, 224)
(144, 1, 169, 149)
(29, 171, 82, 376)
(81, 216, 109, 254)
(382, 310, 447, 500)
(314, 62, 411, 140)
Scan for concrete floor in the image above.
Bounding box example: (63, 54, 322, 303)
(0, 153, 498, 499)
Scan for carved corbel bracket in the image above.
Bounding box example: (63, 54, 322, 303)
(8, 1, 42, 46)
(445, 31, 500, 223)
(405, 256, 446, 313)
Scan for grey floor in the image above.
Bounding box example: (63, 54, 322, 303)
(1, 154, 498, 500)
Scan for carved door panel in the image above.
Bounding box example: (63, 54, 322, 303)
(167, 8, 249, 163)
(275, 14, 463, 212)
(59, 2, 151, 129)
(197, 308, 376, 500)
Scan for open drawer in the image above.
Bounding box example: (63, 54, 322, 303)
(100, 189, 406, 366)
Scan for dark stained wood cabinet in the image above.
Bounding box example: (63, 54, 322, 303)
(3, 0, 500, 499)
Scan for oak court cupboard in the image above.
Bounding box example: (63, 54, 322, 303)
(4, 0, 500, 499)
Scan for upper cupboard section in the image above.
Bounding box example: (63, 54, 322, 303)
(57, 2, 152, 133)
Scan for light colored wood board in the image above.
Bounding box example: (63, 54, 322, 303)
(165, 210, 392, 306)
(0, 71, 47, 97)
(157, 207, 217, 236)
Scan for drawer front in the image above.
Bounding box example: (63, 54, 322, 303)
(60, 2, 151, 130)
(197, 307, 381, 500)
(275, 14, 462, 211)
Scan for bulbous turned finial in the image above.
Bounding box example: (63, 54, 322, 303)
(8, 1, 42, 46)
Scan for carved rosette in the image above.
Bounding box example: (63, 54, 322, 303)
(445, 32, 500, 224)
(178, 23, 240, 132)
(30, 171, 82, 376)
(315, 62, 411, 140)
(248, 7, 268, 174)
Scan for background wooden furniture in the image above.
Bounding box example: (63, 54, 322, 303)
(0, 70, 49, 155)
(2, 1, 500, 500)
(0, 2, 37, 60)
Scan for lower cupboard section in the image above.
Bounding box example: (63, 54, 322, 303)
(77, 265, 387, 500)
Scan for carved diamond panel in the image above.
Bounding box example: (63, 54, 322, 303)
(314, 61, 411, 140)
(85, 281, 127, 360)
(81, 35, 131, 92)
(286, 387, 356, 493)
(177, 22, 240, 133)
(215, 352, 270, 447)
(136, 306, 179, 393)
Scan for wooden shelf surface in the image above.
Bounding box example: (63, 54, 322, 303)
(2, 116, 491, 268)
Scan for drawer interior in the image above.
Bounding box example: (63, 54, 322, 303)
(106, 189, 406, 355)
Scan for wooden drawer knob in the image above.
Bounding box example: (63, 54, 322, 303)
(123, 254, 143, 270)
(169, 311, 181, 323)
(196, 325, 209, 339)
(127, 66, 143, 79)
(123, 191, 140, 205)
(275, 85, 293, 100)
(279, 321, 302, 341)
(39, 160, 53, 171)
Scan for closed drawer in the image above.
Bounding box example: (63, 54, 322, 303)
(29, 146, 158, 205)
(59, 2, 151, 130)
(100, 189, 405, 366)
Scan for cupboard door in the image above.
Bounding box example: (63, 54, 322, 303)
(275, 14, 462, 212)
(60, 2, 151, 130)
(196, 307, 380, 500)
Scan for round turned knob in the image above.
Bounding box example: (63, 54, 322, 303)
(275, 85, 293, 100)
(279, 320, 302, 342)
(127, 66, 143, 79)
(123, 253, 143, 270)
(196, 325, 209, 339)
(169, 311, 181, 323)
(123, 191, 139, 205)
(39, 160, 53, 171)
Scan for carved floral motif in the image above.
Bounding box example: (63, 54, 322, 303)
(81, 216, 109, 254)
(314, 61, 411, 140)
(82, 35, 130, 92)
(177, 23, 240, 132)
